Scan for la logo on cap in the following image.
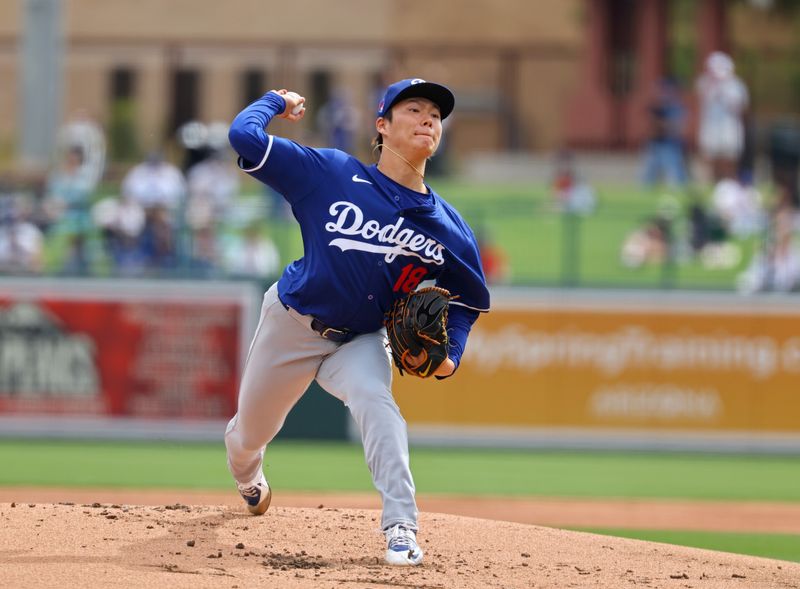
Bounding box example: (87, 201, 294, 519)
(410, 79, 425, 85)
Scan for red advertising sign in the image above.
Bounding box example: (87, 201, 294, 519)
(0, 279, 259, 421)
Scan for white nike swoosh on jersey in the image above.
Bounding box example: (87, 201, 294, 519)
(352, 174, 373, 185)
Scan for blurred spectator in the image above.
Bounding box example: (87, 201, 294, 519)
(737, 190, 800, 293)
(317, 90, 359, 153)
(186, 149, 240, 222)
(184, 153, 232, 278)
(709, 171, 764, 238)
(695, 51, 749, 183)
(0, 194, 44, 274)
(184, 192, 215, 235)
(221, 222, 280, 279)
(620, 216, 671, 268)
(178, 120, 231, 172)
(699, 239, 742, 271)
(684, 198, 741, 270)
(477, 232, 510, 285)
(207, 121, 231, 152)
(687, 200, 715, 256)
(550, 149, 596, 215)
(640, 77, 688, 187)
(56, 110, 106, 192)
(46, 146, 94, 214)
(139, 205, 177, 272)
(737, 109, 757, 182)
(92, 194, 146, 275)
(187, 224, 219, 277)
(120, 152, 186, 271)
(177, 121, 212, 172)
(44, 145, 95, 273)
(121, 151, 186, 213)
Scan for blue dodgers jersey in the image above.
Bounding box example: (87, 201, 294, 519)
(229, 92, 490, 365)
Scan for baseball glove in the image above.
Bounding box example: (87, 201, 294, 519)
(384, 286, 454, 378)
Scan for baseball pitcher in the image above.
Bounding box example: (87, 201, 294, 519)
(224, 78, 490, 566)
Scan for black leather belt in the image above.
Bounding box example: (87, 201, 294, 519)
(309, 318, 356, 343)
(281, 300, 355, 343)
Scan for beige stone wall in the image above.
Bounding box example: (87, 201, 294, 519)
(0, 2, 20, 36)
(63, 50, 109, 123)
(727, 4, 800, 117)
(390, 0, 583, 44)
(5, 0, 796, 166)
(63, 0, 581, 45)
(0, 54, 17, 153)
(1, 3, 21, 153)
(66, 0, 392, 42)
(729, 4, 798, 51)
(1, 0, 584, 164)
(518, 55, 581, 150)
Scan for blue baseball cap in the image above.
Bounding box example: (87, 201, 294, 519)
(376, 78, 455, 120)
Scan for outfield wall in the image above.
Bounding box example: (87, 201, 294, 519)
(2, 279, 799, 451)
(0, 277, 350, 442)
(0, 278, 259, 439)
(393, 288, 800, 453)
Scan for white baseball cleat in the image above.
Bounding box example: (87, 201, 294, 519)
(237, 475, 272, 515)
(384, 524, 424, 566)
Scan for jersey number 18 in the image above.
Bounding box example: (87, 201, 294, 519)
(393, 264, 427, 293)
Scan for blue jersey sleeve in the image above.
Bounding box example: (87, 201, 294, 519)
(441, 304, 480, 375)
(435, 225, 490, 375)
(228, 91, 332, 203)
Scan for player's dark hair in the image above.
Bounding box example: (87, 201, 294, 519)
(371, 108, 394, 157)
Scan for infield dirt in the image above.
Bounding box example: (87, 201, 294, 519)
(1, 493, 799, 589)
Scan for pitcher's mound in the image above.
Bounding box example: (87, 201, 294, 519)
(0, 503, 796, 589)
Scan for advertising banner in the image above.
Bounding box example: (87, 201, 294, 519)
(393, 290, 800, 447)
(0, 279, 259, 422)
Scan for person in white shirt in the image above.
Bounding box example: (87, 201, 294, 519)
(0, 195, 44, 274)
(120, 152, 186, 213)
(696, 52, 749, 183)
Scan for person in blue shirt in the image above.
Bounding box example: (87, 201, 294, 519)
(225, 78, 490, 566)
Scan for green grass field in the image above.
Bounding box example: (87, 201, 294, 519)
(578, 529, 800, 564)
(1, 440, 797, 562)
(3, 440, 800, 500)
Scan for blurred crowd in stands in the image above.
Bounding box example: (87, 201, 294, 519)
(614, 50, 800, 294)
(3, 53, 800, 293)
(0, 114, 280, 281)
(0, 88, 477, 285)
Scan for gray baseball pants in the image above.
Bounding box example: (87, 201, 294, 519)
(225, 283, 418, 531)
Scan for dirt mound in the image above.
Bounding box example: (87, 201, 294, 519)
(1, 502, 798, 589)
(4, 487, 800, 533)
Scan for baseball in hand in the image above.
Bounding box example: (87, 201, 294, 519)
(291, 103, 304, 115)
